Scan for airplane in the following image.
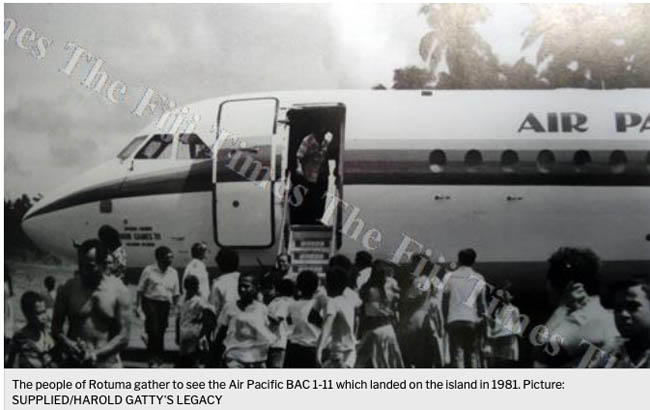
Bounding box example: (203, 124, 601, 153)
(21, 89, 650, 312)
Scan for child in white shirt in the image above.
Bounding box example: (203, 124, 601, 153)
(286, 270, 321, 368)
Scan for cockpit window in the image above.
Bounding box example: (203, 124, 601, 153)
(135, 134, 174, 159)
(117, 135, 147, 160)
(177, 133, 212, 159)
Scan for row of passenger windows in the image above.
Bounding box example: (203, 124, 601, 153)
(428, 149, 650, 174)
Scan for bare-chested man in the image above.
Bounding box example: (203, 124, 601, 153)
(52, 239, 131, 367)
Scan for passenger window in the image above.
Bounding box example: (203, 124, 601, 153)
(609, 150, 627, 174)
(501, 150, 519, 172)
(135, 134, 174, 159)
(573, 150, 591, 171)
(429, 149, 446, 173)
(537, 150, 555, 173)
(177, 134, 212, 160)
(465, 150, 483, 169)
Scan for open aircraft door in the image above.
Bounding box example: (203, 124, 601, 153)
(213, 97, 278, 248)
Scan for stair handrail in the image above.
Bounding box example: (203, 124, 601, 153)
(329, 186, 339, 256)
(278, 170, 291, 255)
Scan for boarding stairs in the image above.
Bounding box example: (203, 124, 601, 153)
(286, 225, 333, 276)
(279, 160, 339, 277)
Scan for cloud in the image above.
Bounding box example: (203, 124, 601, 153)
(4, 151, 30, 177)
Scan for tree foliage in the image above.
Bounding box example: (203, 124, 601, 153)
(4, 195, 60, 263)
(386, 3, 649, 90)
(522, 4, 650, 88)
(419, 4, 501, 89)
(392, 66, 433, 89)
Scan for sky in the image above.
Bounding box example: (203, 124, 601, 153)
(4, 3, 534, 198)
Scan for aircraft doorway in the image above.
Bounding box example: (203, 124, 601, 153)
(285, 105, 345, 246)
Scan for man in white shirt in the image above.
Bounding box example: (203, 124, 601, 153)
(209, 248, 241, 320)
(183, 242, 210, 301)
(136, 246, 180, 367)
(443, 248, 487, 368)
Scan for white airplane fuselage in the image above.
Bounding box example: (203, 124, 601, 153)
(22, 90, 650, 301)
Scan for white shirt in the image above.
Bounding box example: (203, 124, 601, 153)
(268, 296, 293, 349)
(343, 287, 362, 309)
(210, 271, 240, 318)
(137, 264, 180, 303)
(325, 295, 356, 353)
(183, 259, 210, 301)
(356, 267, 372, 289)
(288, 299, 321, 347)
(444, 266, 486, 324)
(218, 300, 275, 363)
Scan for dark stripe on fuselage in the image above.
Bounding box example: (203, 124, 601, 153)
(24, 148, 650, 220)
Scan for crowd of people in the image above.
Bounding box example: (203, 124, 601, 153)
(4, 227, 650, 369)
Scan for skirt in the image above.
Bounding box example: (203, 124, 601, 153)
(356, 324, 404, 368)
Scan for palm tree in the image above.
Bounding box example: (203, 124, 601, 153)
(419, 4, 501, 89)
(522, 4, 637, 89)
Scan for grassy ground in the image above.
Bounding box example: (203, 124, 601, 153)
(6, 262, 178, 367)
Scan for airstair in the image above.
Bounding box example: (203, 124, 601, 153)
(279, 160, 339, 277)
(286, 225, 333, 276)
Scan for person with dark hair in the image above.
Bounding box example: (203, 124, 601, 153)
(274, 253, 291, 278)
(136, 246, 180, 367)
(485, 288, 521, 368)
(6, 291, 55, 368)
(600, 274, 650, 368)
(316, 266, 357, 367)
(43, 276, 56, 301)
(214, 271, 275, 368)
(399, 255, 447, 368)
(285, 270, 321, 368)
(537, 247, 619, 367)
(354, 251, 373, 289)
(267, 279, 295, 368)
(356, 260, 404, 368)
(175, 275, 215, 368)
(328, 254, 362, 310)
(443, 248, 487, 368)
(53, 239, 131, 367)
(183, 242, 210, 301)
(5, 266, 15, 361)
(210, 248, 241, 320)
(41, 276, 57, 328)
(97, 225, 127, 279)
(260, 270, 281, 305)
(292, 124, 334, 224)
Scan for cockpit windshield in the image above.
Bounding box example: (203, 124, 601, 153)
(135, 134, 174, 159)
(177, 133, 212, 159)
(117, 135, 147, 160)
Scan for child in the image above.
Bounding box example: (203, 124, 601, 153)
(316, 266, 357, 368)
(286, 270, 321, 368)
(176, 275, 215, 368)
(267, 279, 295, 368)
(600, 275, 650, 368)
(6, 291, 55, 368)
(215, 271, 276, 368)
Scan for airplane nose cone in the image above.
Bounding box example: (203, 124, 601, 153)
(21, 197, 79, 262)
